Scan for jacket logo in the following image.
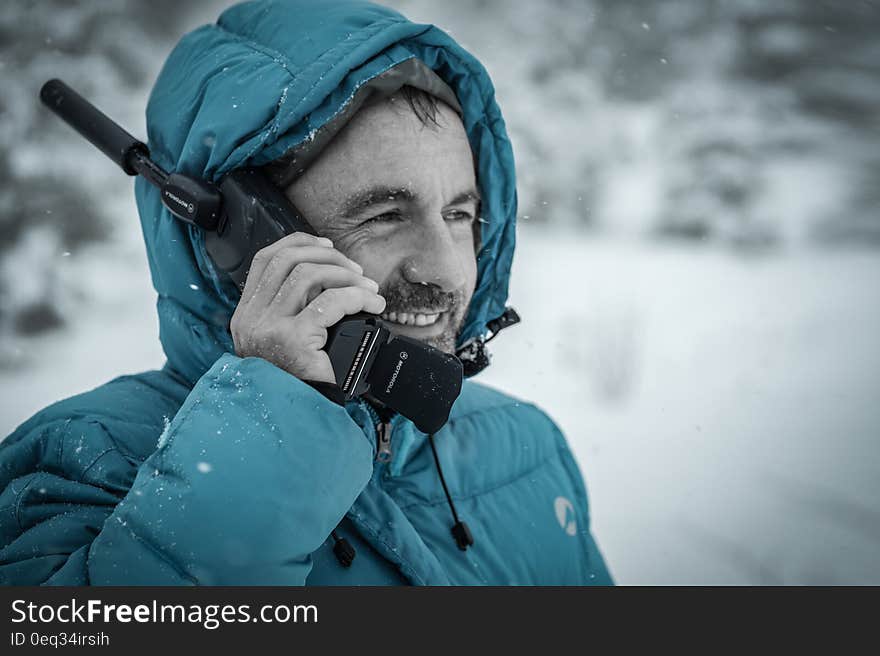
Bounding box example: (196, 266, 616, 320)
(554, 496, 577, 536)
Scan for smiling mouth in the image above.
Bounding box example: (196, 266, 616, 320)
(380, 310, 446, 327)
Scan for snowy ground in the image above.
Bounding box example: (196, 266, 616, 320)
(481, 230, 880, 585)
(2, 220, 879, 585)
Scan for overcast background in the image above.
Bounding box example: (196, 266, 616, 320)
(1, 0, 878, 584)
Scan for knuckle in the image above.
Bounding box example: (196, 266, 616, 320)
(266, 249, 288, 271)
(290, 312, 314, 334)
(290, 261, 315, 279)
(286, 231, 315, 244)
(251, 247, 272, 266)
(324, 287, 345, 302)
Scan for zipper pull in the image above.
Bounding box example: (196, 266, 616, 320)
(376, 420, 393, 463)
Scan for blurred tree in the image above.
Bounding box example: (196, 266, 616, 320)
(0, 0, 218, 338)
(734, 0, 880, 243)
(390, 0, 878, 245)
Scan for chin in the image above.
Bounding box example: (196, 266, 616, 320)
(388, 326, 456, 354)
(423, 332, 457, 355)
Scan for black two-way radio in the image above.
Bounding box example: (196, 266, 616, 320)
(39, 79, 463, 434)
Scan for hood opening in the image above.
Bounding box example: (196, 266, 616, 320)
(136, 0, 518, 386)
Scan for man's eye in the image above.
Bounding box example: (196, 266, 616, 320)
(445, 211, 474, 222)
(363, 211, 403, 225)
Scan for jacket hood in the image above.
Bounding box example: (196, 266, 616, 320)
(135, 0, 518, 386)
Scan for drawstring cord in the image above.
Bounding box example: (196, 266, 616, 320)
(428, 433, 474, 551)
(331, 528, 355, 567)
(333, 423, 476, 568)
(329, 312, 525, 568)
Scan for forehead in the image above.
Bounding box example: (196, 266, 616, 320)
(295, 94, 475, 205)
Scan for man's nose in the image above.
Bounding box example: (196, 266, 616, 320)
(400, 220, 466, 292)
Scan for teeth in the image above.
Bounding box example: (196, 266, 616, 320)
(380, 311, 441, 327)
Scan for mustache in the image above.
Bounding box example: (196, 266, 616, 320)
(378, 281, 463, 314)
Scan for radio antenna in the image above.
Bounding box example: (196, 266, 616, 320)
(39, 79, 221, 230)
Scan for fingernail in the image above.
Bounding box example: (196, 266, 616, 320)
(319, 237, 333, 246)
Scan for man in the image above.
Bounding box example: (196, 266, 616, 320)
(0, 0, 612, 585)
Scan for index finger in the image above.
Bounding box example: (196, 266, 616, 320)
(241, 231, 332, 298)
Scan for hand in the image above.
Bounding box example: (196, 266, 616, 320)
(230, 232, 386, 384)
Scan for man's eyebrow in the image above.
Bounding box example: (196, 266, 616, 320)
(448, 189, 481, 207)
(340, 187, 415, 218)
(339, 186, 481, 218)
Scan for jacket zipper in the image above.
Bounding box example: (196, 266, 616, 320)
(376, 419, 393, 463)
(365, 402, 393, 463)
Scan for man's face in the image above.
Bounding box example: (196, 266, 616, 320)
(285, 93, 479, 353)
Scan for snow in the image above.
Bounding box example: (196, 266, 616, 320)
(480, 229, 880, 584)
(0, 193, 164, 424)
(2, 221, 879, 584)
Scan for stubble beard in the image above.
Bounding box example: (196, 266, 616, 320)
(378, 281, 468, 355)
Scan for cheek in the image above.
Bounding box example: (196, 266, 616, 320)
(456, 233, 479, 296)
(335, 229, 400, 286)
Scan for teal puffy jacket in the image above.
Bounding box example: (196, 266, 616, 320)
(0, 0, 611, 585)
